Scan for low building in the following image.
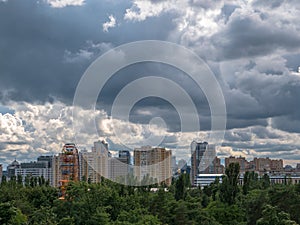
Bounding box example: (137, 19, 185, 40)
(15, 161, 51, 183)
(195, 174, 223, 187)
(7, 159, 20, 178)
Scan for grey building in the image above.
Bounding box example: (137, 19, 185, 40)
(190, 141, 216, 186)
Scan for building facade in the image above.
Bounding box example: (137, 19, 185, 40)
(7, 159, 20, 178)
(204, 156, 224, 174)
(225, 156, 249, 173)
(15, 161, 51, 184)
(79, 141, 111, 183)
(52, 143, 80, 190)
(134, 146, 172, 186)
(191, 141, 216, 186)
(225, 156, 283, 174)
(118, 150, 131, 165)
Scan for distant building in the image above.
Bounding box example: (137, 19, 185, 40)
(284, 165, 294, 173)
(224, 156, 283, 174)
(195, 174, 223, 187)
(109, 157, 131, 183)
(52, 155, 60, 187)
(204, 156, 224, 174)
(296, 164, 300, 172)
(191, 141, 216, 186)
(37, 156, 53, 168)
(171, 156, 177, 175)
(269, 175, 300, 185)
(134, 146, 172, 186)
(118, 150, 131, 165)
(79, 141, 111, 183)
(52, 143, 80, 189)
(79, 150, 100, 183)
(7, 159, 20, 178)
(15, 161, 52, 184)
(178, 159, 187, 170)
(269, 158, 284, 172)
(253, 157, 283, 173)
(225, 156, 249, 173)
(109, 150, 131, 183)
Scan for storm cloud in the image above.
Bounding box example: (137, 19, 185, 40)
(1, 0, 300, 166)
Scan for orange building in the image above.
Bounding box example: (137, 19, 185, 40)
(58, 143, 80, 199)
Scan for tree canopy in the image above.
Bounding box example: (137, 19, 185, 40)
(0, 164, 299, 225)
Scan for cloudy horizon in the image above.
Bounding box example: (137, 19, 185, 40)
(1, 0, 300, 168)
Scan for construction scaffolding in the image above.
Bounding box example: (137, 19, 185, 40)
(58, 143, 79, 200)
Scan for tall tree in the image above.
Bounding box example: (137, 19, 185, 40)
(219, 163, 240, 205)
(175, 174, 187, 201)
(17, 175, 23, 186)
(243, 171, 259, 194)
(260, 174, 270, 189)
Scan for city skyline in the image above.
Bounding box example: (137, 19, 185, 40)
(2, 140, 300, 188)
(2, 140, 300, 169)
(1, 1, 300, 169)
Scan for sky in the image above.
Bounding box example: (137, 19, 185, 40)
(1, 0, 300, 167)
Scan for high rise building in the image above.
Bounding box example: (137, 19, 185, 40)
(79, 140, 111, 183)
(37, 156, 53, 168)
(80, 150, 101, 183)
(134, 146, 172, 186)
(52, 155, 60, 187)
(191, 141, 216, 186)
(109, 150, 132, 183)
(118, 150, 131, 165)
(109, 157, 130, 183)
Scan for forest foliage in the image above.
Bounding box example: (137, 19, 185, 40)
(0, 163, 300, 225)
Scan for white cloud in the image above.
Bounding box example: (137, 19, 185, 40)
(1, 100, 300, 167)
(46, 0, 85, 8)
(124, 0, 176, 21)
(63, 41, 114, 63)
(64, 49, 94, 63)
(102, 15, 116, 32)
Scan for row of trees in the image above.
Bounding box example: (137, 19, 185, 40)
(0, 163, 300, 224)
(1, 175, 49, 187)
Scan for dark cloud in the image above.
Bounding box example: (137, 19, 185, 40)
(1, 0, 300, 165)
(0, 0, 175, 104)
(213, 11, 300, 60)
(252, 0, 284, 9)
(272, 116, 300, 133)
